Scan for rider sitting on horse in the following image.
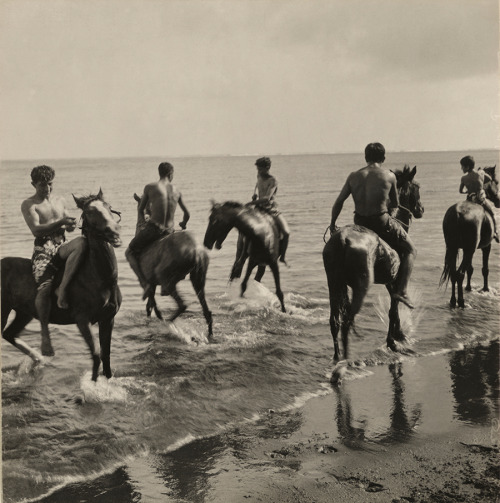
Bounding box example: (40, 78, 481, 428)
(126, 162, 190, 299)
(329, 142, 417, 309)
(459, 155, 499, 243)
(251, 156, 290, 264)
(21, 165, 88, 355)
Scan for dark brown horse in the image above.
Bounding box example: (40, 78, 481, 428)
(132, 194, 213, 340)
(323, 166, 424, 368)
(203, 201, 286, 312)
(1, 190, 122, 381)
(440, 165, 499, 307)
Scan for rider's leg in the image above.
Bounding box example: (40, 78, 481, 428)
(35, 279, 55, 356)
(125, 247, 149, 292)
(56, 237, 87, 309)
(276, 214, 290, 263)
(393, 239, 417, 309)
(483, 200, 499, 242)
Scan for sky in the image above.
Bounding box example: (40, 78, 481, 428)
(0, 0, 498, 160)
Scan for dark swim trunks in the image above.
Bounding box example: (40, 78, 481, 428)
(354, 212, 412, 256)
(128, 220, 174, 256)
(32, 231, 66, 285)
(252, 199, 281, 217)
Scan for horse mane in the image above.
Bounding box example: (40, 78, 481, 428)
(78, 193, 103, 208)
(221, 201, 244, 209)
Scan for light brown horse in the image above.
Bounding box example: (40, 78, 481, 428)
(132, 194, 213, 340)
(440, 166, 499, 307)
(323, 166, 424, 366)
(203, 201, 286, 312)
(1, 190, 122, 381)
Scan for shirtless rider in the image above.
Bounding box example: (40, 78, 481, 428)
(21, 165, 87, 356)
(251, 156, 290, 264)
(329, 142, 417, 309)
(459, 155, 499, 243)
(125, 162, 190, 299)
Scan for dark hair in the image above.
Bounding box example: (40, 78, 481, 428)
(364, 143, 386, 163)
(255, 157, 271, 169)
(460, 155, 475, 170)
(158, 162, 174, 178)
(31, 165, 55, 183)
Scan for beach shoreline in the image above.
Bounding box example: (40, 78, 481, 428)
(32, 345, 499, 503)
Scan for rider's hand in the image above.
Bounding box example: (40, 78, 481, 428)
(330, 224, 339, 235)
(63, 217, 77, 232)
(251, 194, 257, 201)
(179, 221, 187, 230)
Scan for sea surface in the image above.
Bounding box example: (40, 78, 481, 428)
(1, 150, 499, 502)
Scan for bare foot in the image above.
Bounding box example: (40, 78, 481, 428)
(55, 287, 69, 309)
(57, 296, 69, 309)
(392, 292, 415, 309)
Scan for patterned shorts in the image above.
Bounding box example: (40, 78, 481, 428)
(32, 234, 65, 285)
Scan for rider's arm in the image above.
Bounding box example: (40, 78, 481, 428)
(254, 177, 277, 203)
(330, 179, 351, 229)
(459, 180, 467, 194)
(21, 200, 74, 238)
(178, 194, 190, 229)
(138, 187, 150, 221)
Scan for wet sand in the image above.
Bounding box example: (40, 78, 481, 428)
(36, 342, 499, 503)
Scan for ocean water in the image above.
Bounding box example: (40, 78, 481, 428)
(1, 151, 499, 502)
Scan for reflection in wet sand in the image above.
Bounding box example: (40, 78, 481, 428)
(449, 340, 499, 425)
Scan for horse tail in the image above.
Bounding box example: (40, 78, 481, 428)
(191, 245, 209, 290)
(440, 205, 460, 288)
(323, 232, 350, 318)
(439, 246, 458, 289)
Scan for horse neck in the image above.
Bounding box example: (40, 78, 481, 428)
(231, 208, 262, 239)
(86, 233, 118, 286)
(396, 188, 412, 232)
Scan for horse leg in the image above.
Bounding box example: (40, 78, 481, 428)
(386, 284, 405, 347)
(146, 286, 162, 319)
(241, 258, 258, 297)
(254, 265, 266, 283)
(457, 250, 474, 308)
(75, 317, 101, 382)
(480, 244, 491, 292)
(269, 261, 286, 313)
(98, 317, 113, 378)
(169, 286, 187, 321)
(2, 309, 43, 362)
(190, 269, 214, 341)
(465, 263, 474, 292)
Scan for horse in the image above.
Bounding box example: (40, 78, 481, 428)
(203, 201, 286, 312)
(131, 194, 213, 340)
(440, 165, 500, 307)
(323, 165, 424, 367)
(1, 190, 122, 381)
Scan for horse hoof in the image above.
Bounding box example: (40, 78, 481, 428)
(41, 344, 55, 357)
(330, 366, 346, 385)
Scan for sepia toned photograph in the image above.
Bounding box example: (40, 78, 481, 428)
(1, 1, 498, 501)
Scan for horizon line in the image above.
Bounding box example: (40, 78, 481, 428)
(1, 147, 498, 164)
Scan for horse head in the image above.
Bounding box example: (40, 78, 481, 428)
(482, 165, 500, 208)
(395, 165, 424, 219)
(204, 201, 240, 250)
(73, 189, 122, 247)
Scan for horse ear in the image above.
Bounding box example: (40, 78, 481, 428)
(97, 188, 104, 200)
(210, 199, 218, 209)
(73, 194, 84, 209)
(410, 166, 417, 180)
(134, 193, 141, 202)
